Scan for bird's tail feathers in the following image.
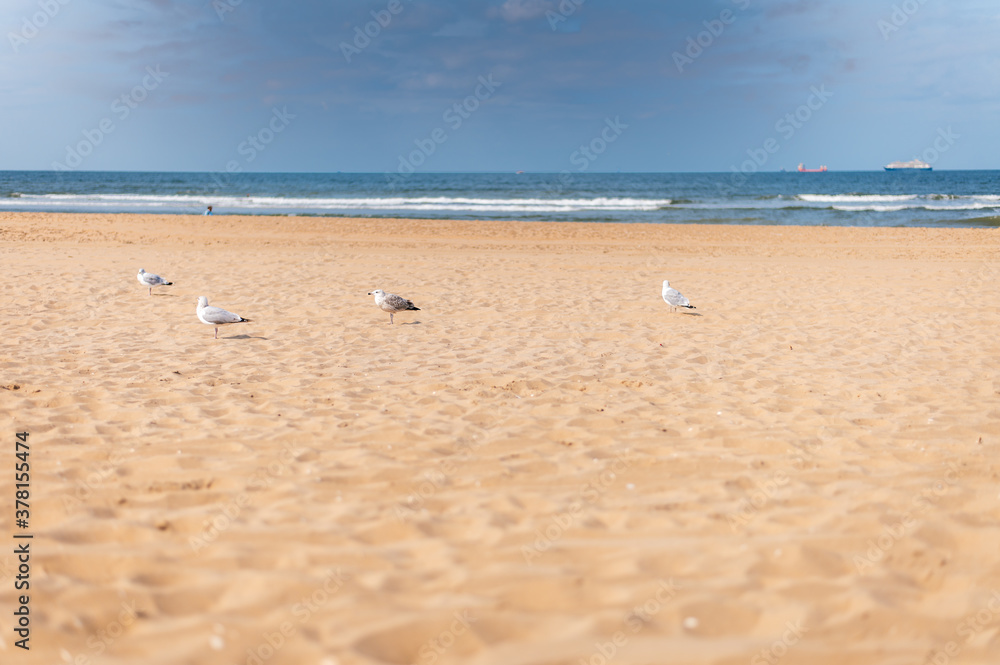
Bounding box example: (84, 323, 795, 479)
(407, 305, 421, 311)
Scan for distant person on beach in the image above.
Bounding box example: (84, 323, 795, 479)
(204, 206, 213, 216)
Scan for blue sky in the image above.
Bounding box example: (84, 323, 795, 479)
(1, 0, 997, 172)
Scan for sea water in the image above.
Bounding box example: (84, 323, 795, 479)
(1, 170, 997, 227)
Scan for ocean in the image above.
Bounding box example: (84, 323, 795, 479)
(1, 170, 998, 227)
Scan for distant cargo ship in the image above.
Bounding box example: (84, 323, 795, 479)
(797, 163, 827, 172)
(884, 159, 932, 171)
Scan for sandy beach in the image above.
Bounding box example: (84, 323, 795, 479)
(1, 211, 999, 665)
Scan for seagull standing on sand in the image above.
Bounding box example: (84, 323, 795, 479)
(368, 289, 420, 325)
(137, 268, 173, 296)
(662, 280, 696, 313)
(196, 296, 251, 339)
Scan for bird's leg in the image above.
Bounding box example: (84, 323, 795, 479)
(148, 287, 152, 296)
(390, 313, 394, 325)
(215, 327, 219, 339)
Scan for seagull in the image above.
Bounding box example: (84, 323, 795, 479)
(196, 296, 251, 339)
(137, 268, 173, 296)
(662, 280, 696, 313)
(368, 289, 420, 325)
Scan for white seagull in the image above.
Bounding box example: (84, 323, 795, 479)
(196, 296, 251, 339)
(662, 280, 696, 313)
(137, 268, 173, 296)
(368, 288, 420, 325)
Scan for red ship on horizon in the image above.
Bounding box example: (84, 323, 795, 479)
(797, 163, 828, 172)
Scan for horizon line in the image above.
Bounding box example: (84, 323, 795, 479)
(1, 168, 994, 175)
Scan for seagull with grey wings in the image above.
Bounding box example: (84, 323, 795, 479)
(662, 280, 696, 313)
(196, 296, 251, 339)
(137, 268, 172, 296)
(368, 288, 420, 324)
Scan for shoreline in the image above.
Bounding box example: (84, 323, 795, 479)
(2, 210, 998, 246)
(2, 208, 999, 230)
(3, 168, 999, 228)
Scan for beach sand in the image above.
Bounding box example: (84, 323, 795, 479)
(1, 211, 999, 665)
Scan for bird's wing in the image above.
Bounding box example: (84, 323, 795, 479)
(200, 306, 243, 324)
(663, 289, 689, 307)
(384, 293, 414, 311)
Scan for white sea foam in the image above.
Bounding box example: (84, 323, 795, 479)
(832, 203, 1000, 213)
(9, 194, 671, 213)
(802, 193, 1000, 213)
(922, 202, 1000, 211)
(7, 190, 997, 219)
(798, 194, 917, 203)
(832, 205, 911, 212)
